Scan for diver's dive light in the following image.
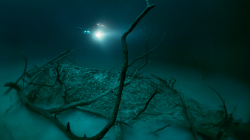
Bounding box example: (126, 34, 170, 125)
(78, 23, 107, 40)
(95, 31, 104, 38)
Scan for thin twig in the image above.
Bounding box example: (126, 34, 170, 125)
(56, 62, 63, 85)
(5, 105, 14, 114)
(178, 85, 198, 140)
(22, 79, 53, 87)
(204, 83, 228, 121)
(128, 32, 165, 67)
(204, 83, 232, 140)
(134, 89, 159, 119)
(149, 124, 171, 137)
(4, 52, 27, 95)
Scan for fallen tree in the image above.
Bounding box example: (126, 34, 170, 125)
(4, 2, 157, 140)
(3, 1, 249, 140)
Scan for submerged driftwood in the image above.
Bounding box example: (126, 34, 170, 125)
(3, 3, 249, 140)
(4, 51, 249, 140)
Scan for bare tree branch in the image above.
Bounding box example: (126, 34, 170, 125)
(204, 83, 233, 140)
(148, 124, 171, 137)
(134, 88, 159, 119)
(4, 52, 27, 95)
(204, 83, 228, 121)
(93, 4, 156, 140)
(3, 4, 156, 140)
(4, 48, 81, 95)
(178, 85, 198, 140)
(5, 105, 14, 114)
(128, 32, 165, 68)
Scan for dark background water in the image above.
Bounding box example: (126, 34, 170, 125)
(0, 0, 249, 82)
(0, 1, 250, 140)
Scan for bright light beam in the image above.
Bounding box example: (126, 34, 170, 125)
(95, 31, 104, 39)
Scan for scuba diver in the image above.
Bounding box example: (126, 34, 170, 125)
(76, 23, 105, 36)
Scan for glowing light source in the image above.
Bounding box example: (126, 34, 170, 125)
(95, 31, 103, 39)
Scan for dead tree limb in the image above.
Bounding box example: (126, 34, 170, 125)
(4, 48, 80, 95)
(148, 124, 171, 137)
(124, 31, 165, 82)
(29, 47, 81, 74)
(134, 88, 159, 119)
(5, 105, 14, 114)
(114, 117, 123, 140)
(117, 16, 165, 82)
(4, 82, 85, 140)
(169, 77, 176, 89)
(140, 14, 154, 64)
(46, 80, 131, 114)
(25, 49, 76, 85)
(151, 74, 178, 93)
(4, 53, 96, 139)
(22, 79, 53, 87)
(204, 83, 228, 122)
(178, 86, 198, 140)
(94, 4, 155, 140)
(128, 32, 165, 68)
(115, 7, 165, 84)
(4, 52, 27, 95)
(76, 107, 132, 128)
(3, 4, 155, 140)
(56, 62, 63, 85)
(204, 83, 233, 140)
(46, 92, 108, 114)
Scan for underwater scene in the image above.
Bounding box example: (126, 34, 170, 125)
(0, 0, 249, 140)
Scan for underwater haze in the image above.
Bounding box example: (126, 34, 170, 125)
(0, 0, 250, 140)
